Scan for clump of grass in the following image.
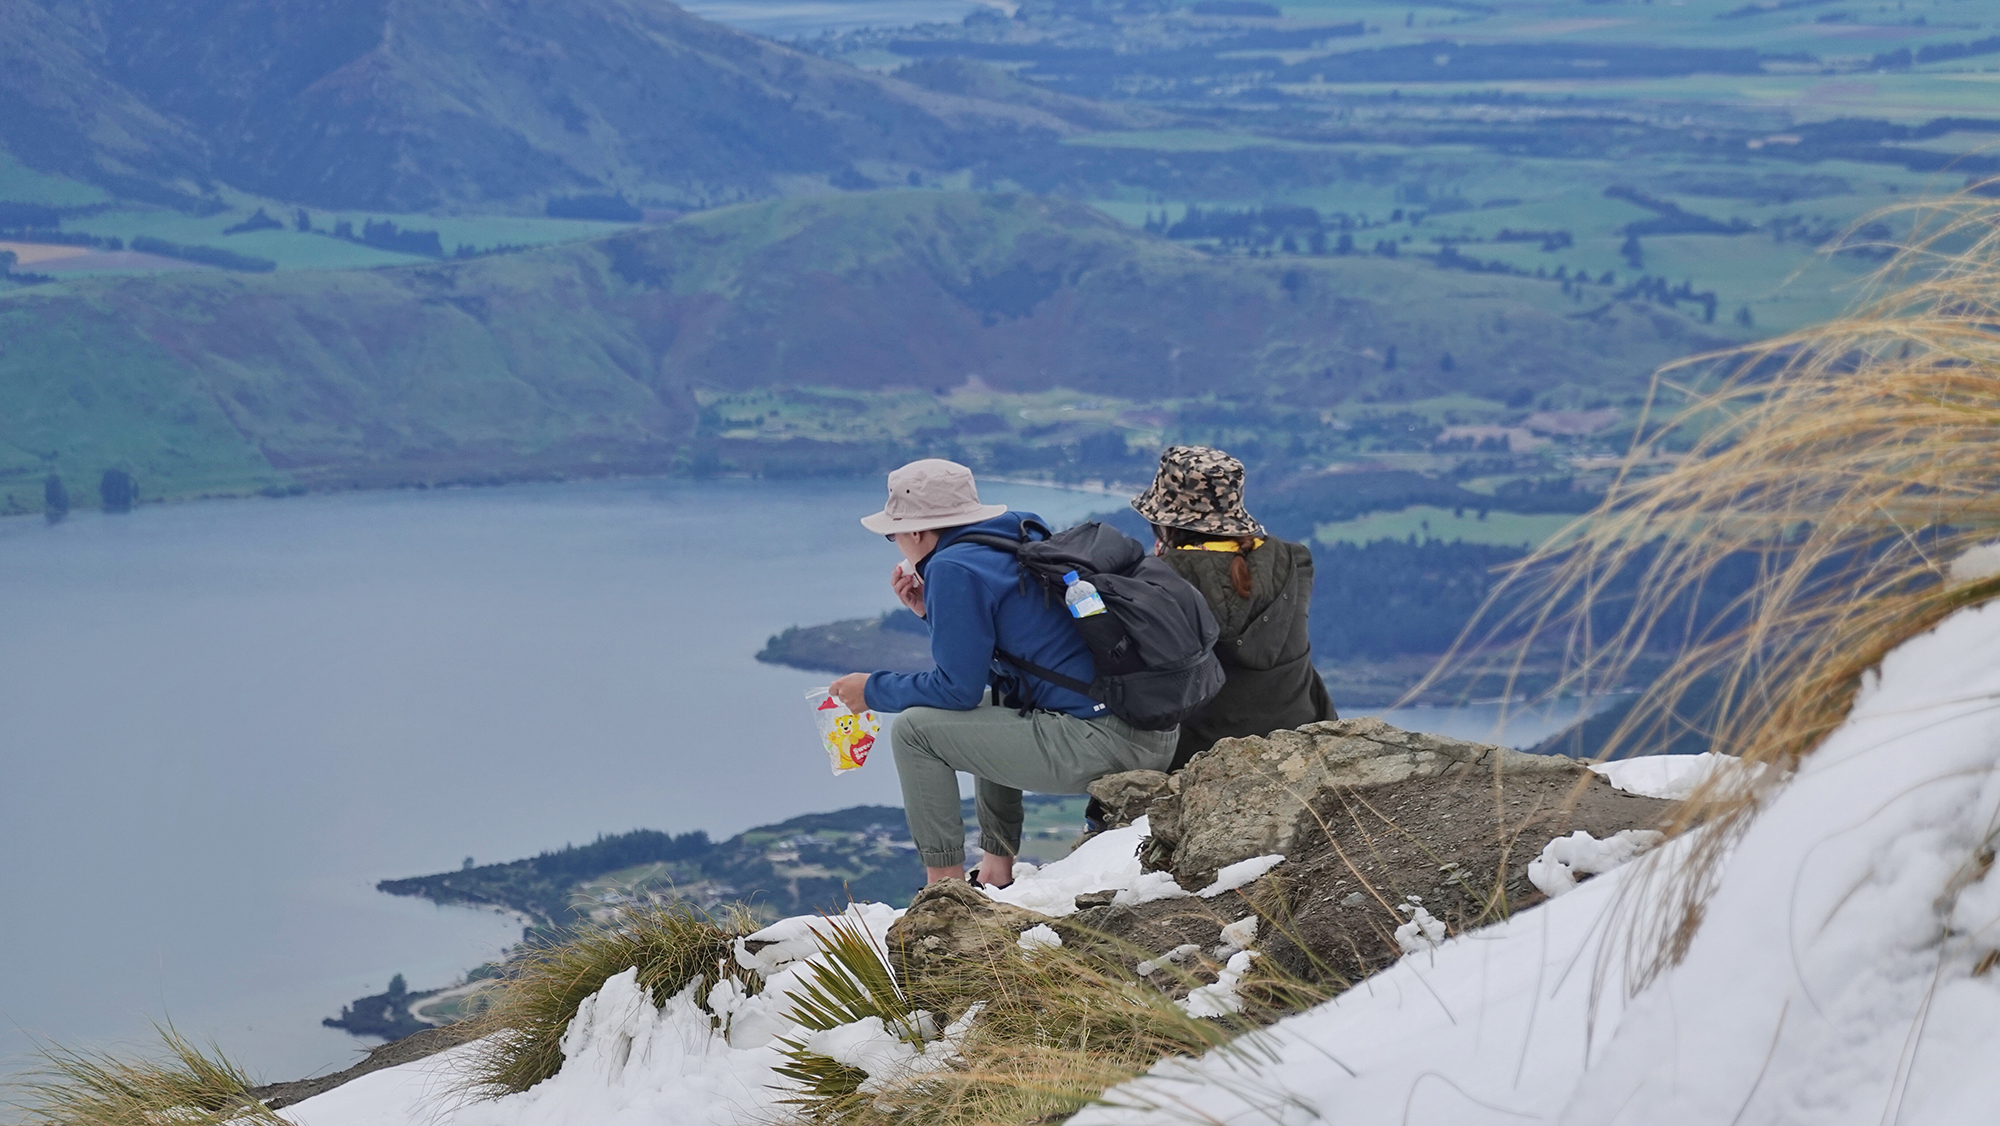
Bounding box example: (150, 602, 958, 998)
(461, 900, 761, 1095)
(774, 911, 1328, 1126)
(6, 1023, 284, 1126)
(1425, 183, 2000, 988)
(774, 916, 926, 1120)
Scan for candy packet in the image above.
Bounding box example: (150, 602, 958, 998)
(807, 686, 880, 775)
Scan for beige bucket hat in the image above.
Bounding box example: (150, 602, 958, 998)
(860, 459, 1008, 535)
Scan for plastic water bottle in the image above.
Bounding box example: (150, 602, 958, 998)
(1064, 570, 1107, 618)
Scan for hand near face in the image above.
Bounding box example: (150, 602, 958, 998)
(891, 562, 926, 618)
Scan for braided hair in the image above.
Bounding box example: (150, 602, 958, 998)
(1155, 524, 1258, 600)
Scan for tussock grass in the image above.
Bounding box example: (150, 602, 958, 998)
(775, 912, 1327, 1126)
(6, 1024, 283, 1126)
(461, 900, 760, 1095)
(1426, 183, 2000, 987)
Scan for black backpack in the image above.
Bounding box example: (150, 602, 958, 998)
(960, 519, 1225, 731)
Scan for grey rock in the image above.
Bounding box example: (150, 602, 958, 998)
(1087, 769, 1174, 829)
(1157, 716, 1585, 889)
(886, 878, 1052, 987)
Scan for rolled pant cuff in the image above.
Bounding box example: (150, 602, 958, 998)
(919, 849, 965, 869)
(978, 835, 1019, 857)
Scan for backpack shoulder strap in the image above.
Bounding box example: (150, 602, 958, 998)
(992, 648, 1094, 696)
(955, 517, 1051, 556)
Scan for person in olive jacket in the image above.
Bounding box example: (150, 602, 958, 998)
(1130, 445, 1338, 770)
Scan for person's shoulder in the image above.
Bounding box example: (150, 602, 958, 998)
(1267, 535, 1316, 560)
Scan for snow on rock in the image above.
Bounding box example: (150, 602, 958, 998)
(1074, 598, 2000, 1126)
(1217, 915, 1258, 954)
(1017, 924, 1062, 951)
(1526, 829, 1664, 897)
(1195, 855, 1284, 898)
(1588, 751, 1762, 801)
(984, 819, 1185, 916)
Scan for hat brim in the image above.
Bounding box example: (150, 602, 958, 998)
(1130, 495, 1263, 537)
(860, 502, 1007, 536)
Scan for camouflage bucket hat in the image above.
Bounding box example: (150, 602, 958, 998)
(1130, 446, 1264, 537)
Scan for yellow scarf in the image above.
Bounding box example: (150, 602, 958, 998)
(1177, 537, 1265, 553)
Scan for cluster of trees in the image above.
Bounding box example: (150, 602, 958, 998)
(130, 236, 276, 272)
(1308, 536, 1770, 662)
(330, 218, 446, 258)
(1606, 185, 1752, 237)
(41, 469, 136, 519)
(1615, 274, 1720, 323)
(546, 193, 644, 221)
(1870, 35, 2000, 70)
(221, 208, 284, 235)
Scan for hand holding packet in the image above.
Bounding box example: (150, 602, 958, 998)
(807, 686, 880, 774)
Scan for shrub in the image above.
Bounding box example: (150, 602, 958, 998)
(7, 1024, 284, 1126)
(461, 902, 760, 1095)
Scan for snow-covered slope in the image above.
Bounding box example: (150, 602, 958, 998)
(1078, 599, 2000, 1126)
(282, 600, 2000, 1126)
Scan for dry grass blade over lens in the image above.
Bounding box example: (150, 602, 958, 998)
(461, 901, 760, 1096)
(7, 1023, 285, 1126)
(1421, 184, 2000, 989)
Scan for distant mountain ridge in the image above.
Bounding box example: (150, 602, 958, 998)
(0, 191, 1727, 510)
(0, 0, 1076, 209)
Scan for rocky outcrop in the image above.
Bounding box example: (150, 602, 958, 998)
(886, 879, 1052, 989)
(1087, 770, 1173, 830)
(1147, 717, 1586, 889)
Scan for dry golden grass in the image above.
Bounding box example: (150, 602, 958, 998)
(772, 912, 1313, 1126)
(460, 900, 761, 1095)
(1424, 183, 2000, 987)
(5, 1024, 284, 1126)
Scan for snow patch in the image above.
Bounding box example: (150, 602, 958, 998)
(1526, 829, 1664, 897)
(1196, 854, 1284, 897)
(1589, 751, 1762, 801)
(1179, 951, 1257, 1019)
(1135, 944, 1200, 977)
(1074, 598, 2000, 1126)
(1948, 539, 2000, 583)
(984, 819, 1189, 915)
(1392, 897, 1446, 954)
(1216, 915, 1258, 956)
(1016, 924, 1062, 951)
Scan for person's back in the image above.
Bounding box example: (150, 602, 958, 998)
(1131, 446, 1337, 770)
(1158, 533, 1334, 768)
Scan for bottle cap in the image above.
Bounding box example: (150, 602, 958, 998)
(1064, 570, 1080, 584)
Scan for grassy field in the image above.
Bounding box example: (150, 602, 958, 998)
(1313, 504, 1584, 549)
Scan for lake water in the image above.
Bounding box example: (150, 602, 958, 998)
(0, 476, 1588, 1085)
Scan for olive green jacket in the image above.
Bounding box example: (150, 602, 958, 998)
(1161, 536, 1337, 769)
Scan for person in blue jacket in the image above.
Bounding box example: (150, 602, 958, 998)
(830, 459, 1179, 889)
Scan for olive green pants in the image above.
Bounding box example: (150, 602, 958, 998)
(890, 700, 1178, 869)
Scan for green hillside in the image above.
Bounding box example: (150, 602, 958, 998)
(0, 190, 1725, 514)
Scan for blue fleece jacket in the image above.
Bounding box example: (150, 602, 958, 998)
(864, 512, 1105, 720)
